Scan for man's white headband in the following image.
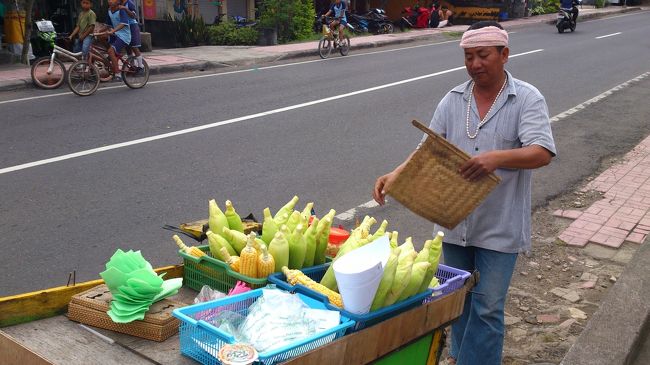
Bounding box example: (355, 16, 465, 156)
(459, 26, 509, 49)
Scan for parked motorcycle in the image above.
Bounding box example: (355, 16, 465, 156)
(349, 8, 394, 34)
(557, 0, 582, 33)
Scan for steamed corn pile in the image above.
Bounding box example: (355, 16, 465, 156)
(172, 196, 335, 279)
(315, 216, 443, 311)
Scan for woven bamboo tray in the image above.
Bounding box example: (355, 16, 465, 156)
(67, 284, 184, 342)
(385, 120, 501, 229)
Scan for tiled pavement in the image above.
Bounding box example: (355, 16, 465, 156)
(555, 135, 650, 248)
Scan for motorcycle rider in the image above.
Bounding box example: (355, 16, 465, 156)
(560, 0, 579, 23)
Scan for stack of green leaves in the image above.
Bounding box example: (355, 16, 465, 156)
(99, 249, 183, 323)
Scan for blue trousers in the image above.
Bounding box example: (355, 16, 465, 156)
(73, 36, 92, 58)
(443, 243, 518, 365)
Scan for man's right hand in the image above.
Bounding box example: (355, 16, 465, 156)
(373, 171, 397, 206)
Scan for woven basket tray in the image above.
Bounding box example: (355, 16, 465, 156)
(67, 284, 184, 342)
(385, 120, 501, 229)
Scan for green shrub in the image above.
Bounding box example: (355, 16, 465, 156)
(595, 0, 607, 8)
(529, 0, 560, 15)
(208, 22, 259, 45)
(258, 0, 316, 43)
(164, 13, 210, 47)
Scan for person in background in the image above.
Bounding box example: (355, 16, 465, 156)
(322, 0, 347, 45)
(560, 0, 580, 23)
(429, 2, 440, 28)
(67, 0, 96, 59)
(438, 5, 454, 27)
(373, 21, 556, 365)
(119, 0, 143, 69)
(104, 0, 131, 81)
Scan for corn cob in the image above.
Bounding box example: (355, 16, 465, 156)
(207, 230, 236, 260)
(370, 220, 389, 241)
(383, 251, 416, 307)
(268, 231, 290, 272)
(220, 247, 241, 273)
(389, 231, 399, 248)
(173, 235, 206, 258)
(262, 207, 279, 244)
(286, 211, 302, 232)
(300, 202, 314, 222)
(208, 199, 229, 237)
(239, 233, 258, 278)
(370, 247, 400, 311)
(257, 245, 275, 278)
(288, 224, 307, 269)
(397, 262, 431, 301)
(274, 212, 290, 228)
(303, 217, 319, 268)
(282, 266, 343, 308)
(224, 200, 244, 233)
(222, 227, 247, 254)
(418, 231, 444, 293)
(314, 217, 332, 265)
(274, 196, 300, 222)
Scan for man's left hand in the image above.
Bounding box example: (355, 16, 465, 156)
(459, 151, 500, 181)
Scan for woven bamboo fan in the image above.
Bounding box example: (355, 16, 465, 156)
(385, 120, 501, 229)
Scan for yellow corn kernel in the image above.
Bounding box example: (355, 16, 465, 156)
(173, 235, 206, 258)
(239, 233, 258, 278)
(257, 245, 275, 278)
(220, 247, 241, 273)
(282, 266, 343, 308)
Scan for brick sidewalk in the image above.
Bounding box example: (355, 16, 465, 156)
(555, 135, 650, 248)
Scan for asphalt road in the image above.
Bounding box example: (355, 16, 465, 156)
(1, 11, 649, 296)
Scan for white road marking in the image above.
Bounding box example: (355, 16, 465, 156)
(337, 71, 650, 222)
(0, 39, 466, 106)
(550, 71, 650, 123)
(0, 49, 543, 176)
(595, 32, 621, 39)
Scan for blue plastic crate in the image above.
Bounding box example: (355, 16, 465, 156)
(268, 264, 440, 332)
(172, 288, 354, 365)
(424, 264, 471, 303)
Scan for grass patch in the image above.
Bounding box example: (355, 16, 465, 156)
(443, 31, 464, 38)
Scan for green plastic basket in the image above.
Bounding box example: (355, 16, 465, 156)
(179, 246, 268, 293)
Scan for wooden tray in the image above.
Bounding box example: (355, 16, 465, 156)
(67, 285, 184, 342)
(386, 120, 501, 229)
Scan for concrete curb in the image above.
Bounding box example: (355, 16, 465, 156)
(561, 236, 650, 365)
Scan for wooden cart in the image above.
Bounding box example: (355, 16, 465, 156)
(1, 263, 474, 365)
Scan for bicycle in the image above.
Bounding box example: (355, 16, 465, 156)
(318, 16, 351, 59)
(31, 23, 114, 89)
(67, 34, 150, 96)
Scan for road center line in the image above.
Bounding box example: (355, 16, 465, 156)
(0, 49, 542, 176)
(595, 32, 621, 39)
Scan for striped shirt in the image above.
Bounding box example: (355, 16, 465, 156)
(423, 70, 557, 253)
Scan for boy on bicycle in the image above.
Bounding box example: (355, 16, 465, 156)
(119, 0, 144, 69)
(105, 0, 131, 81)
(323, 0, 347, 45)
(67, 0, 96, 59)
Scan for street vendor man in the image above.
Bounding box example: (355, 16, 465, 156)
(373, 21, 556, 365)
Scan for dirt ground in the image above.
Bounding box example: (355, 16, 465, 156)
(501, 154, 638, 365)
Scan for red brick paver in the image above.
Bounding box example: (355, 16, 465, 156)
(560, 135, 650, 248)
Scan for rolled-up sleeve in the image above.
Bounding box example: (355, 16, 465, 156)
(418, 94, 450, 149)
(519, 91, 557, 156)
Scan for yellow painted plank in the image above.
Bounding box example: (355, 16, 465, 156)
(0, 265, 183, 328)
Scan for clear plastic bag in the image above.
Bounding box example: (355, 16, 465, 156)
(194, 285, 226, 304)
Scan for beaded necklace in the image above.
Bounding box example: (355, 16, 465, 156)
(465, 75, 508, 139)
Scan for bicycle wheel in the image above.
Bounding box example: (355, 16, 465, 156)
(31, 57, 66, 89)
(339, 35, 351, 56)
(121, 56, 150, 89)
(67, 60, 100, 96)
(318, 36, 332, 59)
